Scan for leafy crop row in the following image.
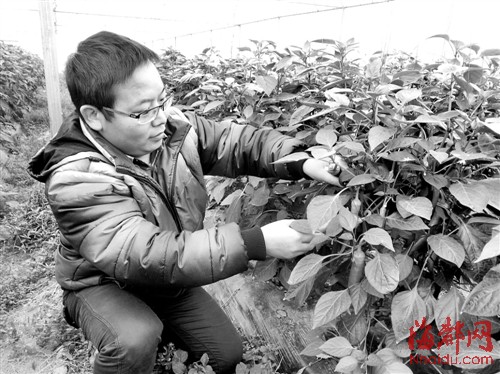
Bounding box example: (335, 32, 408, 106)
(158, 35, 500, 373)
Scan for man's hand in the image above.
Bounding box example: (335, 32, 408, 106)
(261, 219, 315, 259)
(302, 158, 343, 187)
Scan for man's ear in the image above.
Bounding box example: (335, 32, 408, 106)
(80, 105, 105, 131)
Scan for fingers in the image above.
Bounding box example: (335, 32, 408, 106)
(303, 158, 343, 187)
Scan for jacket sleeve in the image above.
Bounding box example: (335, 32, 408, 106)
(47, 162, 263, 289)
(184, 112, 307, 179)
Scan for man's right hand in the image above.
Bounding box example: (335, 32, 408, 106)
(261, 219, 315, 259)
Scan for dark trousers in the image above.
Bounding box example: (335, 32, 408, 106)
(63, 283, 243, 374)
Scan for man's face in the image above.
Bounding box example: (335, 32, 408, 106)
(100, 61, 167, 159)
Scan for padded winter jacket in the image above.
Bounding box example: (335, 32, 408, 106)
(28, 108, 306, 292)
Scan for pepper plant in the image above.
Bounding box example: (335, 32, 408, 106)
(158, 35, 500, 374)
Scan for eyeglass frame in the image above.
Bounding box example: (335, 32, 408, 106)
(101, 95, 173, 125)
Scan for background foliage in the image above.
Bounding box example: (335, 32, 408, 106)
(158, 35, 500, 373)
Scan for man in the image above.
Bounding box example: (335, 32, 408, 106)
(28, 31, 340, 374)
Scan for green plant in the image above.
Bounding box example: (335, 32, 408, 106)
(158, 35, 500, 373)
(0, 41, 45, 148)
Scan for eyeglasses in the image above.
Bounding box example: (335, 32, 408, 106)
(102, 95, 173, 125)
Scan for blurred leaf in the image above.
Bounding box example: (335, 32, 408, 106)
(203, 100, 224, 113)
(435, 285, 464, 328)
(255, 75, 277, 96)
(391, 288, 426, 342)
(474, 228, 500, 263)
(253, 258, 279, 281)
(462, 264, 500, 316)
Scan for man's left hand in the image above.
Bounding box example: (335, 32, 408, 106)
(302, 158, 343, 187)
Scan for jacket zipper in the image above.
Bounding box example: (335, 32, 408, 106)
(117, 166, 183, 232)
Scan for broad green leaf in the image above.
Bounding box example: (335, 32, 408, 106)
(319, 336, 353, 358)
(379, 151, 418, 162)
(334, 356, 359, 373)
(290, 219, 312, 234)
(386, 213, 429, 231)
(368, 126, 397, 151)
(365, 58, 382, 79)
(288, 253, 330, 285)
(396, 196, 433, 220)
(372, 84, 402, 96)
(308, 145, 330, 159)
(366, 353, 385, 367)
(365, 252, 399, 294)
(393, 70, 422, 84)
(474, 229, 500, 263)
(307, 193, 347, 233)
(255, 75, 277, 96)
(481, 48, 500, 57)
(429, 150, 449, 164)
(326, 215, 343, 237)
(451, 150, 495, 162)
(412, 114, 444, 124)
(249, 185, 269, 206)
(395, 88, 421, 105)
(252, 258, 279, 281)
(312, 290, 352, 329)
(470, 178, 500, 210)
(361, 278, 384, 298)
(338, 206, 360, 232)
(338, 312, 369, 346)
(220, 189, 242, 206)
(423, 173, 449, 189)
(458, 221, 488, 262)
(284, 275, 315, 304)
(391, 288, 427, 342)
(263, 112, 281, 124)
(395, 254, 413, 281)
(203, 100, 224, 113)
(449, 181, 490, 212)
(484, 117, 500, 135)
(302, 107, 336, 123)
(340, 141, 365, 154)
(315, 125, 337, 148)
(243, 105, 253, 119)
(462, 265, 500, 316)
(386, 137, 419, 152)
(373, 348, 413, 374)
(225, 194, 242, 224)
(427, 234, 465, 267)
(435, 285, 464, 328)
(362, 228, 394, 251)
(347, 174, 376, 186)
(274, 55, 294, 71)
(272, 152, 310, 164)
(299, 337, 324, 357)
(290, 105, 315, 125)
(349, 283, 368, 315)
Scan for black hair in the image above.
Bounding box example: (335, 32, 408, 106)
(64, 31, 159, 116)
